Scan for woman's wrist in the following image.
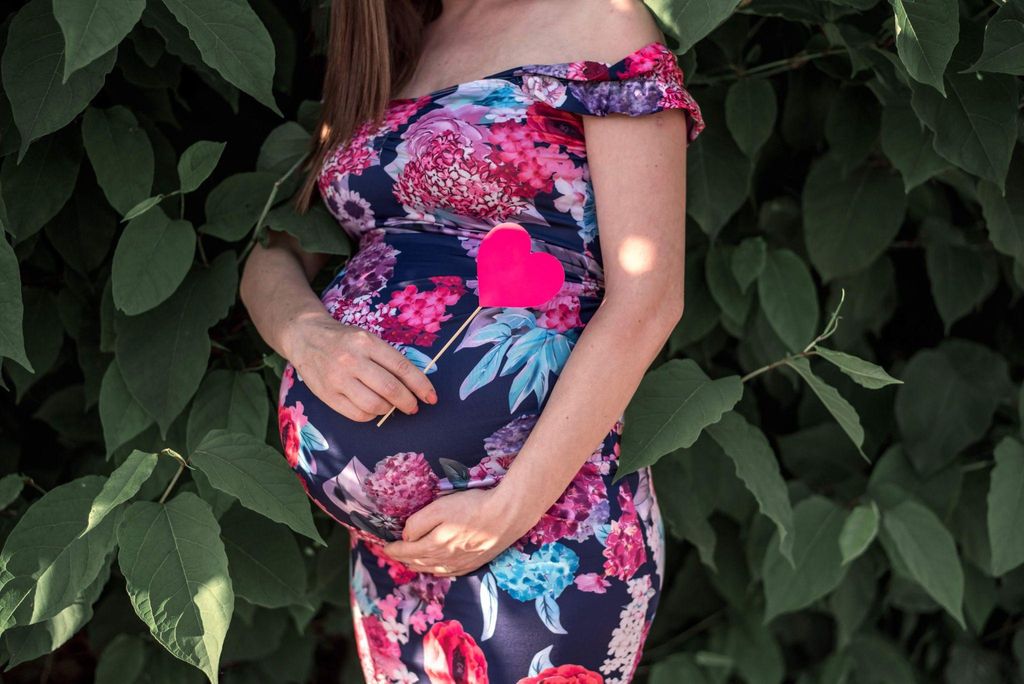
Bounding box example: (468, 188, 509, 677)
(491, 468, 559, 538)
(279, 308, 333, 362)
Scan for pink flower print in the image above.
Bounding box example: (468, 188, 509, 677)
(377, 593, 401, 621)
(621, 43, 669, 78)
(554, 174, 588, 222)
(278, 401, 308, 468)
(566, 60, 611, 82)
(363, 451, 439, 520)
(537, 294, 583, 333)
(278, 364, 295, 406)
(380, 282, 463, 347)
(384, 96, 431, 130)
(575, 573, 611, 594)
(366, 541, 419, 585)
(319, 118, 378, 182)
(523, 461, 607, 546)
(359, 614, 404, 674)
(602, 484, 647, 581)
(520, 73, 568, 109)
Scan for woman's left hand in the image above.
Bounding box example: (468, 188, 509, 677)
(381, 486, 537, 577)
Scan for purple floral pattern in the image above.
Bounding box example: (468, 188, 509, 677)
(276, 40, 702, 683)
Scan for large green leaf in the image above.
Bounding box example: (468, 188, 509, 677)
(839, 501, 879, 565)
(686, 122, 751, 237)
(82, 450, 158, 536)
(53, 0, 145, 80)
(967, 0, 1024, 76)
(725, 78, 777, 158)
(650, 447, 718, 569)
(0, 128, 82, 241)
(202, 171, 278, 241)
(762, 495, 848, 622)
(111, 207, 196, 315)
(977, 147, 1024, 266)
(220, 505, 308, 609)
(192, 429, 325, 544)
(910, 61, 1018, 190)
(757, 249, 819, 352)
(921, 220, 999, 332)
(159, 0, 279, 114)
(988, 436, 1024, 576)
(265, 204, 352, 256)
(0, 234, 30, 371)
(814, 347, 903, 390)
(0, 476, 117, 630)
(878, 90, 948, 191)
(890, 0, 959, 94)
(117, 492, 233, 683)
(706, 411, 795, 565)
(186, 369, 270, 453)
(257, 121, 309, 175)
(178, 140, 226, 194)
(895, 340, 1009, 474)
(98, 360, 153, 455)
(5, 288, 64, 401)
(94, 634, 148, 684)
(81, 105, 154, 215)
(803, 156, 906, 281)
(115, 251, 237, 434)
(879, 499, 965, 628)
(645, 0, 742, 53)
(618, 359, 743, 480)
(0, 0, 117, 158)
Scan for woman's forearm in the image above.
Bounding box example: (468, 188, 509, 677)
(493, 294, 683, 528)
(239, 233, 331, 360)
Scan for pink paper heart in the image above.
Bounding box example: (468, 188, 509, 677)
(477, 222, 566, 307)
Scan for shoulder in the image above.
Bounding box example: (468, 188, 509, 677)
(543, 0, 666, 63)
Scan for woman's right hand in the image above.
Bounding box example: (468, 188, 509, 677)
(282, 311, 437, 422)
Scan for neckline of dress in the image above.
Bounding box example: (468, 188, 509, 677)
(386, 39, 671, 106)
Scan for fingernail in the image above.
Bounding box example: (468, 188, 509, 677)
(427, 390, 437, 404)
(411, 404, 419, 414)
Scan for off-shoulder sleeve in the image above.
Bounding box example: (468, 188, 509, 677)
(514, 41, 705, 143)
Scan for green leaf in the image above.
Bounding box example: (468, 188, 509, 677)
(910, 64, 1018, 190)
(6, 288, 64, 401)
(757, 249, 819, 352)
(802, 156, 906, 282)
(785, 356, 866, 459)
(618, 360, 743, 480)
(839, 501, 879, 564)
(221, 505, 308, 609)
(725, 78, 777, 158)
(0, 128, 82, 241)
(186, 369, 270, 453)
(879, 499, 965, 627)
(877, 85, 949, 191)
(0, 234, 30, 371)
(159, 0, 280, 114)
(117, 492, 233, 683)
(265, 204, 352, 256)
(178, 140, 226, 193)
(0, 0, 117, 159)
(0, 476, 118, 630)
(121, 194, 167, 222)
(650, 448, 717, 569)
(95, 634, 148, 684)
(762, 495, 848, 622)
(202, 171, 278, 241)
(53, 0, 145, 80)
(686, 122, 751, 237)
(705, 244, 753, 327)
(977, 147, 1024, 266)
(921, 220, 999, 332)
(731, 236, 766, 293)
(890, 0, 959, 94)
(967, 0, 1024, 76)
(112, 207, 196, 315)
(814, 346, 903, 389)
(824, 86, 881, 172)
(706, 411, 795, 565)
(99, 360, 153, 455)
(645, 0, 742, 53)
(895, 340, 1009, 474)
(81, 106, 154, 215)
(0, 474, 24, 510)
(257, 121, 310, 174)
(987, 436, 1024, 576)
(83, 450, 158, 536)
(44, 191, 118, 275)
(115, 251, 237, 434)
(192, 429, 325, 545)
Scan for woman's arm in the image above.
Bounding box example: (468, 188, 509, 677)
(240, 230, 438, 421)
(382, 103, 689, 576)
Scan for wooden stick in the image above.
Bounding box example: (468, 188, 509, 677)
(376, 305, 484, 427)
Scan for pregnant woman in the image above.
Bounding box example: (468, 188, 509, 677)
(240, 0, 703, 681)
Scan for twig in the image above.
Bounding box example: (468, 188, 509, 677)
(237, 156, 307, 266)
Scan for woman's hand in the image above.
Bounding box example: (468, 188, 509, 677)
(284, 311, 438, 422)
(381, 485, 540, 577)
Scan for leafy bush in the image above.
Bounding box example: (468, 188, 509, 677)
(0, 0, 1022, 682)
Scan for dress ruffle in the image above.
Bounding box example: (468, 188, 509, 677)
(512, 41, 705, 143)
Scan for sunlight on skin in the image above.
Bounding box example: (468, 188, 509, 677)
(617, 235, 658, 275)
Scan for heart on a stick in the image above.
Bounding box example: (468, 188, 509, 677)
(477, 222, 566, 307)
(378, 221, 565, 427)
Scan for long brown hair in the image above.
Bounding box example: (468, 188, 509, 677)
(294, 0, 442, 212)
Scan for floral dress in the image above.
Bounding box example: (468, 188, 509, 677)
(276, 40, 704, 684)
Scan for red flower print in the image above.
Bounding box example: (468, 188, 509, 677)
(517, 664, 604, 684)
(536, 294, 583, 332)
(366, 540, 419, 585)
(526, 102, 586, 154)
(602, 484, 647, 581)
(278, 401, 308, 468)
(423, 619, 489, 684)
(567, 60, 611, 82)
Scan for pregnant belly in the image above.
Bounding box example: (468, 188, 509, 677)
(276, 233, 601, 542)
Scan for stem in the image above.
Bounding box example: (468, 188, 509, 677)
(740, 350, 818, 383)
(158, 449, 190, 504)
(694, 49, 839, 85)
(238, 156, 306, 266)
(22, 477, 47, 495)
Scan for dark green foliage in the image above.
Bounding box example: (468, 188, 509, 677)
(0, 0, 1022, 681)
